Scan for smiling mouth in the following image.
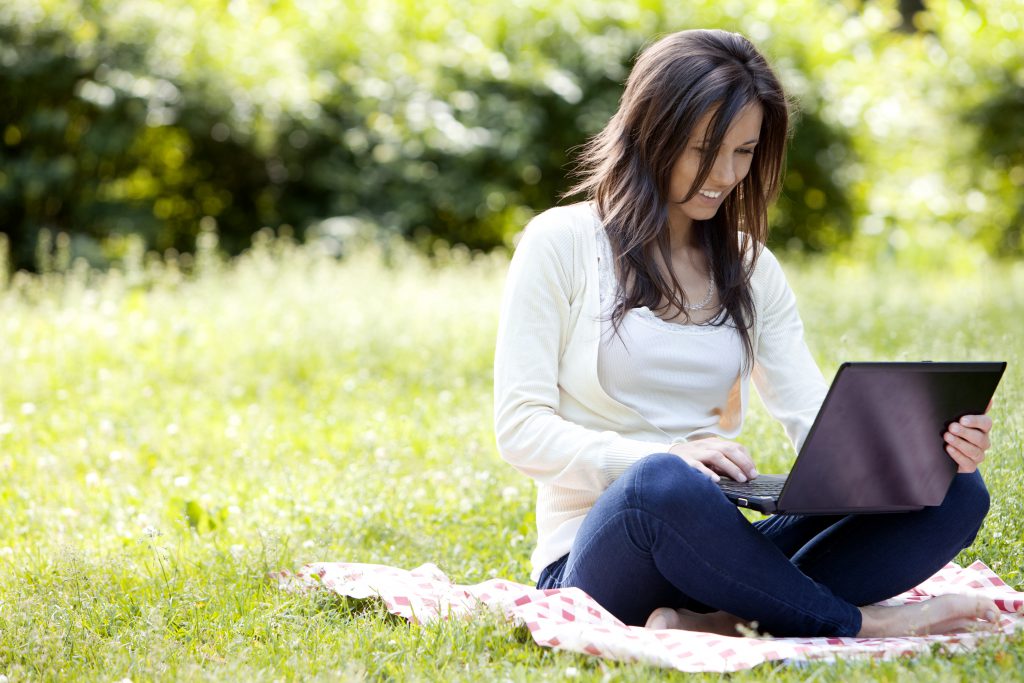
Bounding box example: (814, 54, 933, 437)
(699, 189, 722, 199)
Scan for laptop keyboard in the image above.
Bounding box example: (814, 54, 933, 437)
(717, 475, 787, 498)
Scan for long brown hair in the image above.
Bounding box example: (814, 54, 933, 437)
(567, 29, 790, 369)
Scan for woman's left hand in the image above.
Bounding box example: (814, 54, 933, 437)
(944, 409, 994, 474)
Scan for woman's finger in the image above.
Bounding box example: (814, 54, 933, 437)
(704, 439, 756, 477)
(951, 421, 991, 449)
(960, 414, 993, 434)
(944, 432, 984, 462)
(946, 444, 978, 473)
(707, 452, 748, 482)
(720, 443, 757, 478)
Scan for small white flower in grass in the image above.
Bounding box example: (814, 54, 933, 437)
(0, 547, 13, 557)
(1, 673, 10, 683)
(85, 471, 100, 487)
(20, 402, 35, 415)
(100, 419, 114, 435)
(565, 667, 579, 678)
(302, 539, 315, 549)
(501, 486, 519, 502)
(173, 475, 190, 487)
(143, 526, 161, 538)
(230, 544, 244, 558)
(109, 450, 124, 462)
(0, 423, 12, 436)
(166, 423, 180, 436)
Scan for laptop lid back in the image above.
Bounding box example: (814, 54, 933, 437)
(777, 362, 1005, 514)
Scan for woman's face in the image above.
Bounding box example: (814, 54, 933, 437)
(667, 102, 763, 228)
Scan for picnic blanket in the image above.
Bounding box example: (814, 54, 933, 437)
(277, 560, 1024, 672)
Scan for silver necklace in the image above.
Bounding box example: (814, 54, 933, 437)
(683, 276, 715, 310)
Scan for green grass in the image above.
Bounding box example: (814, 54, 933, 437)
(1, 239, 1022, 681)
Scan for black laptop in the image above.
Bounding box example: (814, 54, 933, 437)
(717, 361, 1006, 515)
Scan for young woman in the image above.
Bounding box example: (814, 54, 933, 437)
(493, 29, 998, 638)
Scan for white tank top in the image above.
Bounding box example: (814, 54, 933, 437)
(595, 229, 745, 437)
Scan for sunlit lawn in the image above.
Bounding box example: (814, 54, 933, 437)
(1, 238, 1022, 681)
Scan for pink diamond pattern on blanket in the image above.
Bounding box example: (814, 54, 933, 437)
(278, 561, 1024, 673)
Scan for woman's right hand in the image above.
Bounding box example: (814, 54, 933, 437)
(667, 438, 758, 483)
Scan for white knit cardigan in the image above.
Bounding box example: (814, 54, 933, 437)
(493, 202, 828, 580)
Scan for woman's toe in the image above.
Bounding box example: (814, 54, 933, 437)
(645, 607, 675, 630)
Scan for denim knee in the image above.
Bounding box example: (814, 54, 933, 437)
(624, 452, 727, 517)
(946, 470, 990, 544)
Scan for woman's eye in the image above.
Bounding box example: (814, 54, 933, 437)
(738, 148, 755, 155)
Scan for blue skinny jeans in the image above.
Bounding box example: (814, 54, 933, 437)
(536, 452, 990, 637)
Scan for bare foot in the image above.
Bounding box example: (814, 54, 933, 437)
(858, 594, 1001, 637)
(645, 606, 746, 635)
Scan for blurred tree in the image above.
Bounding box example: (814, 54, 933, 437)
(938, 0, 1024, 256)
(966, 84, 1024, 253)
(897, 0, 927, 31)
(1, 0, 1021, 270)
(0, 21, 152, 268)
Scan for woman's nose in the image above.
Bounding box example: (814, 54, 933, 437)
(711, 152, 737, 186)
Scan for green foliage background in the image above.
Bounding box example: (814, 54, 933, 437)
(1, 0, 1023, 270)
